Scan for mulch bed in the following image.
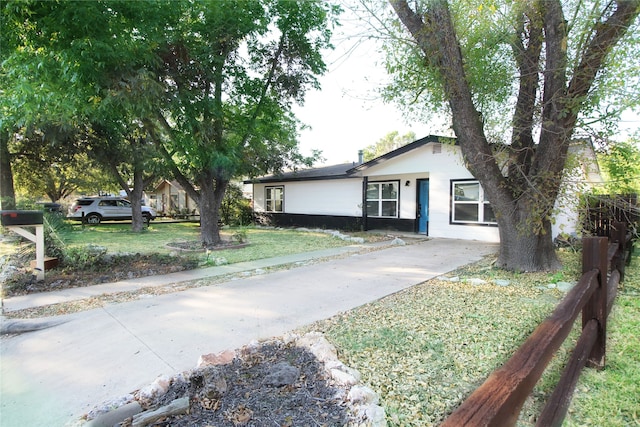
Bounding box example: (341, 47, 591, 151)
(141, 340, 349, 427)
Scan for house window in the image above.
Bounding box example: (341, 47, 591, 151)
(265, 186, 284, 212)
(451, 180, 497, 225)
(366, 181, 399, 217)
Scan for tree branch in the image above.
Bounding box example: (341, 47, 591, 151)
(144, 118, 200, 203)
(568, 0, 640, 102)
(510, 4, 543, 164)
(239, 34, 287, 148)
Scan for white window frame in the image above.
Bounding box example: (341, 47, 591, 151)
(265, 186, 284, 213)
(366, 181, 399, 218)
(451, 180, 497, 225)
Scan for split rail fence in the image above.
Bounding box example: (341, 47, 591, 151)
(441, 221, 633, 427)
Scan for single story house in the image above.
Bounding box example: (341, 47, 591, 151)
(150, 180, 199, 217)
(248, 135, 601, 242)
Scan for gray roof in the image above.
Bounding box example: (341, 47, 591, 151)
(246, 162, 359, 183)
(248, 135, 455, 183)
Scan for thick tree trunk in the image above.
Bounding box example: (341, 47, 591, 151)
(496, 211, 561, 272)
(0, 129, 16, 210)
(198, 175, 229, 248)
(129, 169, 146, 232)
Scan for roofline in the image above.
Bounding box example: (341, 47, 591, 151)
(244, 174, 358, 184)
(244, 162, 358, 184)
(152, 179, 182, 192)
(347, 134, 456, 173)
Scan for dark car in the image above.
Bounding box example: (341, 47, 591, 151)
(38, 202, 64, 214)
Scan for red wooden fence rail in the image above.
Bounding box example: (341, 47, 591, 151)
(441, 222, 630, 427)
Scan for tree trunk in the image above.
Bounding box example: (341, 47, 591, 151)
(0, 129, 16, 210)
(129, 168, 146, 232)
(107, 156, 147, 232)
(495, 208, 561, 272)
(198, 174, 229, 248)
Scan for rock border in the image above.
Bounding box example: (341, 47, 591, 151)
(81, 332, 386, 427)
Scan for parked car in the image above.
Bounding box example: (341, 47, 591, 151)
(38, 202, 64, 214)
(67, 197, 157, 224)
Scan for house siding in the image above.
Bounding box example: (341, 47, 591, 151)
(253, 178, 362, 216)
(248, 137, 594, 242)
(359, 143, 500, 242)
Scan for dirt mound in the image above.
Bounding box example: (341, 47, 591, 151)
(85, 334, 385, 427)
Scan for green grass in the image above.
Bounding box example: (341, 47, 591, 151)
(47, 222, 354, 263)
(564, 251, 640, 427)
(301, 249, 640, 426)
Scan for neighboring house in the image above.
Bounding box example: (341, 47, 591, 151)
(248, 135, 601, 242)
(151, 180, 199, 217)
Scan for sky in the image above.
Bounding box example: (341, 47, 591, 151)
(292, 14, 443, 165)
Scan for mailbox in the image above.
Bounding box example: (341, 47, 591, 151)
(1, 210, 44, 226)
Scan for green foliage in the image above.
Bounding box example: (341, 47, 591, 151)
(42, 213, 69, 260)
(362, 131, 416, 161)
(381, 0, 640, 138)
(597, 138, 640, 194)
(2, 0, 341, 244)
(232, 228, 249, 244)
(220, 183, 254, 226)
(154, 0, 339, 177)
(61, 244, 108, 271)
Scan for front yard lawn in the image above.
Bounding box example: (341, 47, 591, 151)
(302, 249, 640, 426)
(57, 222, 354, 263)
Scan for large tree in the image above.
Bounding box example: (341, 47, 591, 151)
(2, 1, 337, 244)
(2, 1, 171, 230)
(10, 124, 106, 202)
(384, 0, 639, 271)
(148, 0, 338, 247)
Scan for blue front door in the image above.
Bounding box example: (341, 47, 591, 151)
(418, 179, 429, 234)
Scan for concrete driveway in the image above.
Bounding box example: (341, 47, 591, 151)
(0, 238, 497, 426)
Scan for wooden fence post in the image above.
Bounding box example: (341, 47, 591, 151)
(581, 237, 608, 370)
(610, 221, 626, 281)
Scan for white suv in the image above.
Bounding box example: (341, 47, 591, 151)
(67, 197, 157, 224)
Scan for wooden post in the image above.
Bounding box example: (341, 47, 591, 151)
(610, 221, 626, 281)
(7, 225, 45, 281)
(581, 237, 608, 369)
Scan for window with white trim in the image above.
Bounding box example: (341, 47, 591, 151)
(451, 180, 496, 224)
(366, 181, 399, 217)
(265, 186, 284, 212)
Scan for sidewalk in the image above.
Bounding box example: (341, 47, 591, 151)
(1, 243, 383, 313)
(0, 238, 497, 427)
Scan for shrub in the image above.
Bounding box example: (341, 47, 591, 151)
(220, 183, 254, 226)
(61, 245, 108, 270)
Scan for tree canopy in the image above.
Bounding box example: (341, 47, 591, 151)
(598, 137, 640, 195)
(362, 131, 416, 161)
(2, 0, 339, 242)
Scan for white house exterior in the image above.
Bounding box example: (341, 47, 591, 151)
(249, 135, 598, 242)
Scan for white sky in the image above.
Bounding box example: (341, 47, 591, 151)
(292, 14, 443, 165)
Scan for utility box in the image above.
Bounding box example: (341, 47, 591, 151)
(1, 210, 44, 226)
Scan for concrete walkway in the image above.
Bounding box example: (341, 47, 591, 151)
(0, 238, 497, 426)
